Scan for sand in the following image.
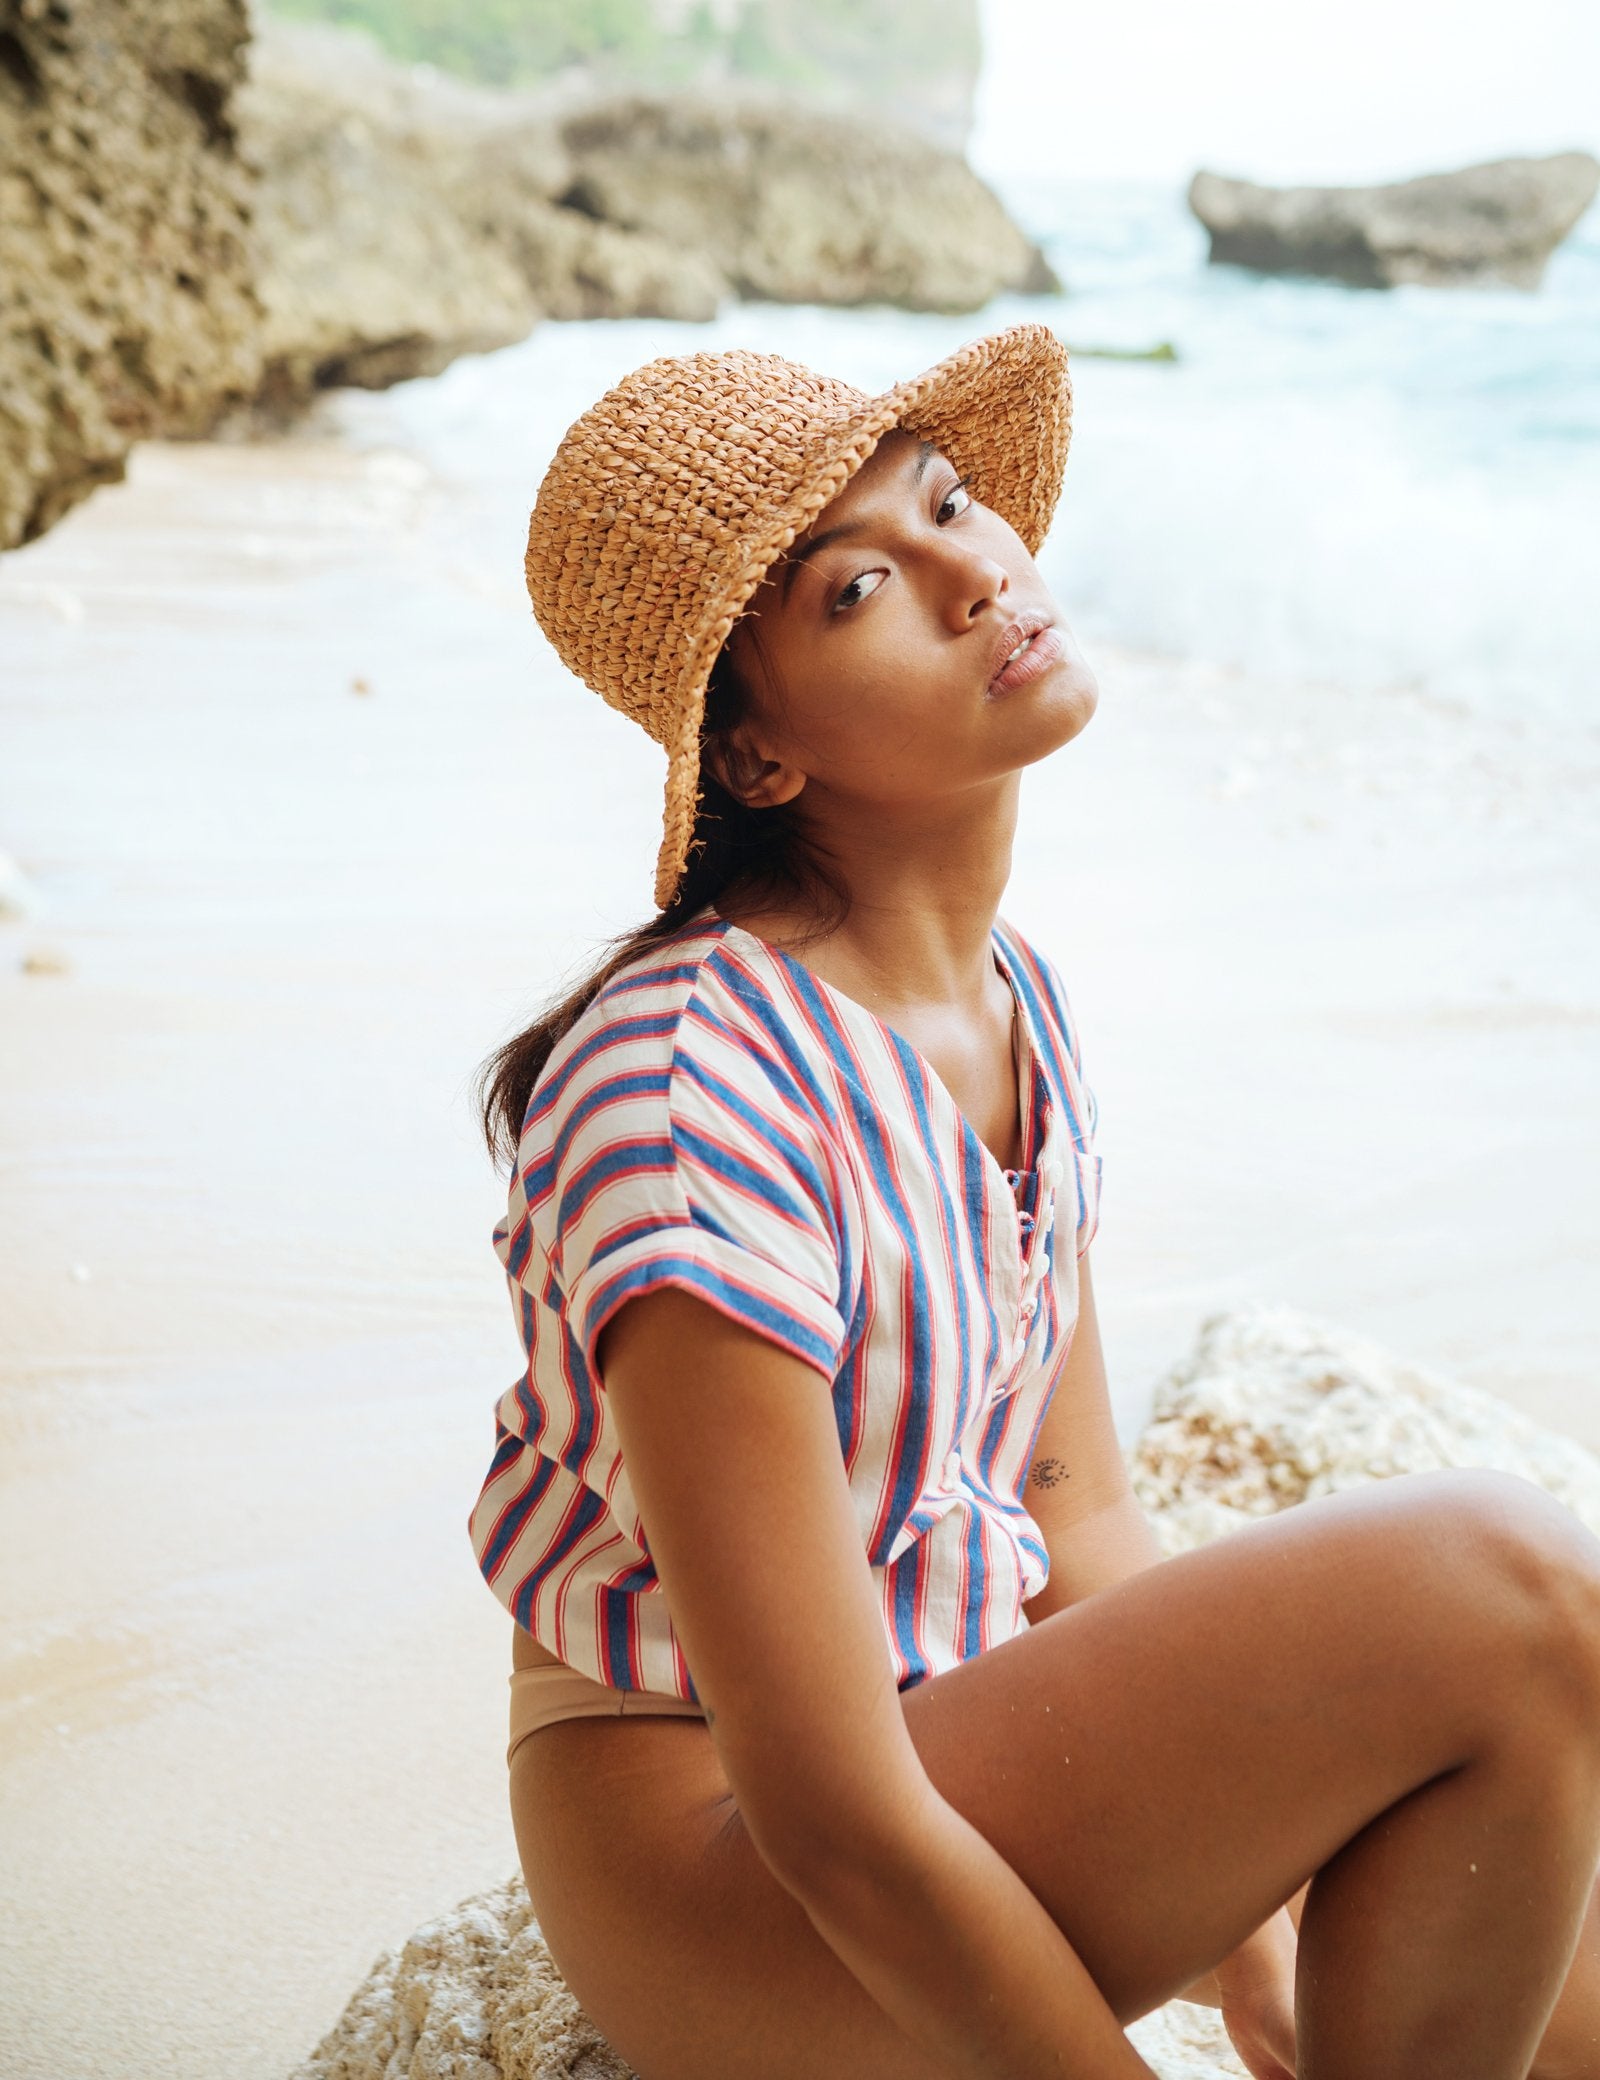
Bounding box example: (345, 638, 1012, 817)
(1, 352, 1597, 2078)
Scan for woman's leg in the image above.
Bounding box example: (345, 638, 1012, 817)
(510, 1469, 1600, 2080)
(1529, 1875, 1600, 2080)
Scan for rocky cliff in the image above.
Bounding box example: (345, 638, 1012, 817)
(0, 0, 261, 548)
(1189, 152, 1600, 289)
(235, 16, 1055, 416)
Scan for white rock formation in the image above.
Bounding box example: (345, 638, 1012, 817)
(293, 1306, 1600, 2080)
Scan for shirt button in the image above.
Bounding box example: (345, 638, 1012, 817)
(944, 1449, 961, 1486)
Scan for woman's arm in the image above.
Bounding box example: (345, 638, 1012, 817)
(598, 1285, 1156, 2080)
(1020, 1253, 1296, 2019)
(1021, 1253, 1166, 1622)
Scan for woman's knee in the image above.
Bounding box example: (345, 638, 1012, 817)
(1404, 1469, 1600, 1729)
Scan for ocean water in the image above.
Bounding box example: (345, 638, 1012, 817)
(351, 178, 1600, 731)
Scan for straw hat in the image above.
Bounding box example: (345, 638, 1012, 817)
(525, 322, 1073, 911)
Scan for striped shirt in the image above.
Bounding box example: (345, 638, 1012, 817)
(469, 902, 1102, 1698)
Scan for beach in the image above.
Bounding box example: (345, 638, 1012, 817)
(2, 304, 1599, 2076)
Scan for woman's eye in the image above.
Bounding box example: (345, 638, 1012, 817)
(937, 480, 973, 523)
(832, 569, 887, 612)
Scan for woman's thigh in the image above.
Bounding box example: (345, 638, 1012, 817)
(510, 1470, 1592, 2080)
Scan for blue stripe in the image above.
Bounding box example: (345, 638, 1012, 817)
(587, 1254, 839, 1375)
(672, 1119, 821, 1232)
(598, 1563, 658, 1687)
(895, 1037, 978, 1455)
(511, 1375, 545, 1443)
(479, 1449, 559, 1578)
(527, 1009, 682, 1127)
(672, 1051, 839, 1244)
(709, 958, 860, 1331)
(606, 959, 707, 994)
(547, 1065, 673, 1185)
(485, 1425, 524, 1482)
(889, 1538, 924, 1683)
(997, 925, 1093, 1150)
(962, 1496, 988, 1660)
(557, 1137, 676, 1234)
(769, 959, 936, 1562)
(504, 1217, 534, 1282)
(511, 1482, 605, 1630)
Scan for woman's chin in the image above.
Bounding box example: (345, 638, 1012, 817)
(1023, 658, 1099, 756)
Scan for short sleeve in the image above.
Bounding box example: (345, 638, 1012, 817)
(548, 1029, 853, 1389)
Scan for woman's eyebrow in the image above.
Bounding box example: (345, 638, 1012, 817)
(778, 440, 938, 604)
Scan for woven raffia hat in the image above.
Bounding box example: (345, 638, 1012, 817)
(525, 321, 1073, 911)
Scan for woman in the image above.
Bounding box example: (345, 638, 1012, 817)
(470, 325, 1600, 2079)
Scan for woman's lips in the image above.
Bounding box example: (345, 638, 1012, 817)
(987, 623, 1065, 695)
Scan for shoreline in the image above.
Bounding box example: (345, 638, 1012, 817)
(2, 386, 1598, 2075)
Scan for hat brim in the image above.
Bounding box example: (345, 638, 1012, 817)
(652, 322, 1073, 910)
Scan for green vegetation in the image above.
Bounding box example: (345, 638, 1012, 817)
(1069, 340, 1180, 362)
(265, 0, 980, 99)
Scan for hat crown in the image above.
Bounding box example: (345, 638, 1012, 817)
(526, 350, 873, 745)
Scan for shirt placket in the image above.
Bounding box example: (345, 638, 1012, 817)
(1015, 1139, 1063, 1363)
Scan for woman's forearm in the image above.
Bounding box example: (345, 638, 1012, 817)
(781, 1784, 1156, 2079)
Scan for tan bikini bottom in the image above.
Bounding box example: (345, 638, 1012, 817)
(508, 1625, 707, 1768)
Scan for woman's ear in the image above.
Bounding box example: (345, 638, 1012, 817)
(706, 726, 807, 811)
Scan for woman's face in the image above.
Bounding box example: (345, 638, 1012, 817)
(717, 428, 1098, 816)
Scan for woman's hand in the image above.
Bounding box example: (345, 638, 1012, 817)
(1215, 1908, 1298, 2079)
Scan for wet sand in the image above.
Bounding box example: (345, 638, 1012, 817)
(2, 373, 1598, 2077)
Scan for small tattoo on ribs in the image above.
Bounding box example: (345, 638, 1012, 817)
(1030, 1456, 1068, 1489)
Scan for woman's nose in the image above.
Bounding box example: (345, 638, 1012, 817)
(937, 544, 1010, 633)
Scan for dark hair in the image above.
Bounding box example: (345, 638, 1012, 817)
(476, 622, 850, 1172)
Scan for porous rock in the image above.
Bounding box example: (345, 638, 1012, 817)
(0, 0, 262, 549)
(560, 93, 1059, 313)
(1131, 1303, 1600, 1555)
(1188, 153, 1600, 289)
(297, 1307, 1600, 2079)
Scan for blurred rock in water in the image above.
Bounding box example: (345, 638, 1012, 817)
(1188, 153, 1600, 290)
(559, 94, 1059, 314)
(0, 0, 262, 549)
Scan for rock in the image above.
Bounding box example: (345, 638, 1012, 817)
(1188, 153, 1600, 289)
(438, 159, 724, 325)
(1130, 1303, 1600, 1555)
(233, 17, 731, 409)
(296, 1309, 1600, 2079)
(235, 18, 542, 412)
(0, 0, 262, 550)
(560, 93, 1059, 313)
(290, 1877, 630, 2080)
